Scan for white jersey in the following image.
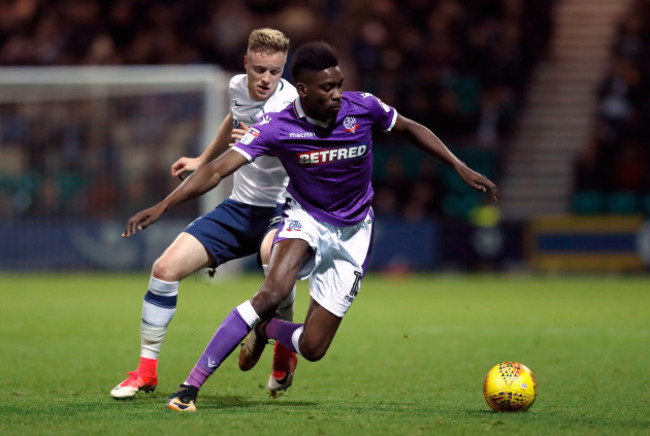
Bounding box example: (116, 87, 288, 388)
(228, 74, 297, 206)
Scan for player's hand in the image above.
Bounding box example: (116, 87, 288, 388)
(457, 166, 499, 202)
(229, 122, 250, 147)
(171, 156, 202, 181)
(122, 203, 166, 238)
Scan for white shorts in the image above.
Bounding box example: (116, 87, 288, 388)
(275, 198, 374, 318)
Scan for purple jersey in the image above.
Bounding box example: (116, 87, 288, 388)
(233, 91, 398, 226)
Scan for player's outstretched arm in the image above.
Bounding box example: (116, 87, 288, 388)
(171, 113, 235, 180)
(123, 149, 249, 237)
(391, 114, 499, 202)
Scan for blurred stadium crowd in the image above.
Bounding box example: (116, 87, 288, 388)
(1, 0, 557, 221)
(574, 0, 650, 214)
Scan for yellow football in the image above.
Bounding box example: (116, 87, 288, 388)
(483, 361, 537, 412)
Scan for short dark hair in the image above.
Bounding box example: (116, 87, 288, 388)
(290, 41, 339, 83)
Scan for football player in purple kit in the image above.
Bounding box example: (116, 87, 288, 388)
(122, 41, 498, 412)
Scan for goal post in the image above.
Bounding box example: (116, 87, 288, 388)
(0, 66, 241, 273)
(0, 65, 230, 216)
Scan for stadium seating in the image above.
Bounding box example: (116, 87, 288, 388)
(572, 0, 650, 216)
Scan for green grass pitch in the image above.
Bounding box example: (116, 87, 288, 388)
(1, 272, 648, 435)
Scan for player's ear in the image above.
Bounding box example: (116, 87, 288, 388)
(243, 55, 248, 69)
(296, 82, 307, 97)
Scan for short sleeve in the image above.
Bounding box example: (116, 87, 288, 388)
(360, 92, 398, 132)
(232, 122, 275, 162)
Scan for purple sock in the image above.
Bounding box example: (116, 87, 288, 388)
(265, 318, 304, 354)
(186, 309, 251, 389)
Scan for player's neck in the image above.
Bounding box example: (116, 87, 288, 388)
(296, 97, 331, 127)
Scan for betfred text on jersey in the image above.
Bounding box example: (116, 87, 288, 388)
(297, 145, 367, 165)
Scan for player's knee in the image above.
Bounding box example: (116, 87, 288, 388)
(152, 256, 179, 282)
(297, 333, 329, 362)
(299, 342, 327, 362)
(301, 351, 325, 362)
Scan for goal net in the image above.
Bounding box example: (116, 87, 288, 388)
(0, 66, 233, 271)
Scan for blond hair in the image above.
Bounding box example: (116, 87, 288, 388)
(247, 28, 290, 55)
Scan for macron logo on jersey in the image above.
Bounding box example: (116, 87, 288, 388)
(297, 145, 368, 165)
(289, 132, 316, 138)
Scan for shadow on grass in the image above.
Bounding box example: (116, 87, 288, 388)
(102, 392, 317, 412)
(196, 395, 318, 410)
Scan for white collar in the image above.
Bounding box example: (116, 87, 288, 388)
(294, 97, 332, 128)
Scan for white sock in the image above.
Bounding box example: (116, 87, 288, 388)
(236, 300, 260, 329)
(140, 276, 179, 359)
(291, 326, 303, 356)
(141, 323, 166, 359)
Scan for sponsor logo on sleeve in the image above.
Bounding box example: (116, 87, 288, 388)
(359, 92, 390, 112)
(240, 128, 260, 145)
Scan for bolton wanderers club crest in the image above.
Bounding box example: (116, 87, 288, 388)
(286, 220, 302, 232)
(343, 116, 358, 133)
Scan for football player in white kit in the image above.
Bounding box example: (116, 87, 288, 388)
(110, 28, 299, 400)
